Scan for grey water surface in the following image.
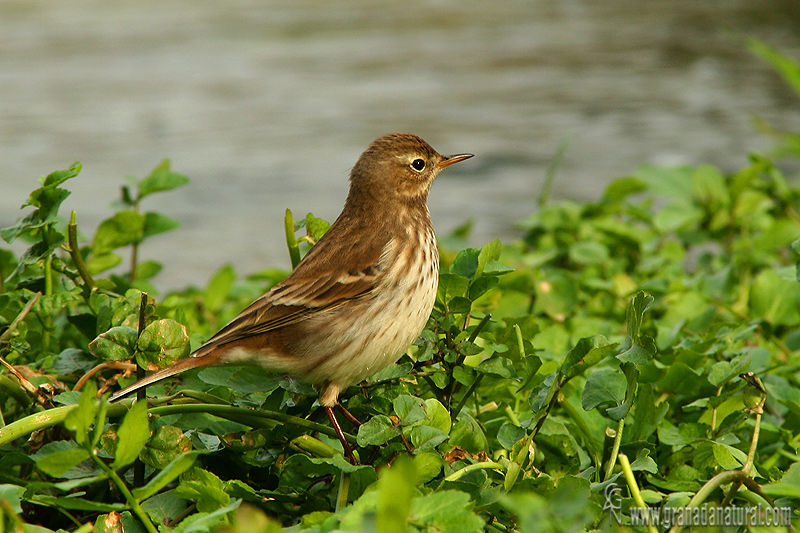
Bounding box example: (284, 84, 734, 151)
(2, 0, 799, 289)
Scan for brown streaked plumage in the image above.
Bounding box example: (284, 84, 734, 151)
(109, 133, 473, 461)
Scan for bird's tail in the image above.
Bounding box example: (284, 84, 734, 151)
(108, 353, 222, 402)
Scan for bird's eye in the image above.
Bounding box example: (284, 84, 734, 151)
(411, 158, 426, 172)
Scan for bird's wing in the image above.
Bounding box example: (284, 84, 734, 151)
(197, 228, 392, 349)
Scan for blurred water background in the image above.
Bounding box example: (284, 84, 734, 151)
(2, 0, 799, 290)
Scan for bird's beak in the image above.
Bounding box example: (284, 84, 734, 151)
(438, 153, 474, 169)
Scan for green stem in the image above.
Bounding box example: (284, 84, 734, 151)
(604, 418, 625, 480)
(445, 314, 492, 412)
(66, 211, 95, 292)
(619, 453, 658, 533)
(92, 451, 158, 533)
(742, 398, 765, 476)
(336, 472, 350, 512)
(467, 313, 492, 343)
(284, 208, 302, 269)
(504, 405, 521, 428)
(444, 461, 505, 482)
(450, 374, 483, 423)
(291, 435, 338, 458)
(42, 254, 53, 352)
(0, 402, 129, 447)
(145, 402, 357, 444)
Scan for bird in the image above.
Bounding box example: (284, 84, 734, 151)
(109, 133, 473, 462)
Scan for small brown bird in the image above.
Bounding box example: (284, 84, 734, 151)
(110, 133, 473, 461)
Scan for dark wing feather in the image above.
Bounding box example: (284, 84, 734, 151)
(196, 216, 391, 350)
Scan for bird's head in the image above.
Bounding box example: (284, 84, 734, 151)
(348, 133, 473, 204)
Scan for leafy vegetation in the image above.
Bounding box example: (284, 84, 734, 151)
(1, 40, 799, 533)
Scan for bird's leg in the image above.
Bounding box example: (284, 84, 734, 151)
(325, 406, 358, 465)
(336, 403, 362, 427)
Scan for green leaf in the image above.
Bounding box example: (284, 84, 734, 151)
(629, 449, 658, 474)
(304, 212, 330, 241)
(112, 400, 150, 469)
(657, 421, 707, 448)
(137, 159, 190, 199)
(393, 395, 426, 426)
(205, 264, 236, 313)
(694, 441, 745, 471)
(475, 239, 502, 278)
(449, 413, 488, 453)
(412, 452, 443, 484)
(467, 275, 499, 300)
(139, 426, 194, 470)
(136, 318, 191, 371)
(409, 425, 449, 451)
(708, 354, 751, 387)
(617, 292, 657, 364)
(0, 484, 24, 513)
(569, 241, 610, 265)
(497, 422, 526, 450)
(477, 356, 519, 379)
(197, 366, 281, 395)
(410, 490, 485, 533)
(377, 456, 415, 533)
(606, 362, 639, 421)
(636, 165, 694, 202)
(438, 272, 470, 303)
(34, 442, 91, 478)
(747, 38, 800, 97)
(450, 247, 481, 280)
(142, 211, 180, 240)
(175, 468, 230, 513)
(582, 367, 626, 412)
(92, 210, 146, 254)
(64, 381, 99, 445)
(133, 451, 202, 501)
(357, 415, 401, 446)
(89, 326, 138, 362)
(561, 335, 616, 379)
(134, 259, 162, 281)
(501, 476, 591, 532)
(749, 269, 800, 325)
(628, 384, 668, 442)
(422, 398, 451, 434)
(32, 495, 126, 512)
(602, 176, 647, 202)
(762, 462, 800, 499)
(139, 491, 189, 529)
(534, 270, 579, 320)
(87, 251, 123, 275)
(1, 163, 79, 243)
(172, 500, 241, 533)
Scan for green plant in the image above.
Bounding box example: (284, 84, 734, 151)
(0, 146, 798, 531)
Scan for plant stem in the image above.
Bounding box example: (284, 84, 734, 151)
(66, 211, 94, 292)
(450, 374, 483, 423)
(618, 453, 658, 533)
(336, 472, 350, 512)
(144, 402, 357, 444)
(444, 461, 505, 482)
(42, 254, 53, 352)
(604, 418, 625, 480)
(284, 208, 302, 269)
(0, 402, 129, 447)
(93, 451, 159, 533)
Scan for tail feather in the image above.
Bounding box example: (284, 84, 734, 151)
(108, 353, 221, 402)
